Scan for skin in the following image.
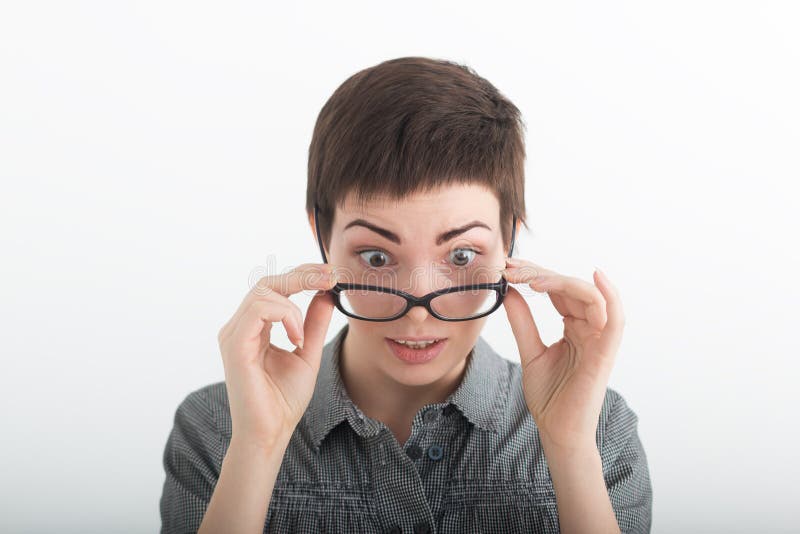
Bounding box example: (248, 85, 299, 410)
(201, 181, 623, 533)
(202, 263, 337, 533)
(501, 258, 625, 534)
(316, 182, 625, 532)
(315, 183, 507, 445)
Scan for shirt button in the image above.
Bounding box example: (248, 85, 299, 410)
(387, 526, 402, 534)
(423, 409, 439, 423)
(442, 404, 457, 417)
(413, 522, 431, 534)
(406, 444, 423, 460)
(427, 444, 444, 461)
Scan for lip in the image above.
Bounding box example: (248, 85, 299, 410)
(385, 337, 448, 364)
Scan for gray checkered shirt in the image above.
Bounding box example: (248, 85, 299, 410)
(160, 323, 652, 533)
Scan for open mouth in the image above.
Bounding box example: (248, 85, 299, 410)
(389, 338, 442, 348)
(385, 337, 448, 364)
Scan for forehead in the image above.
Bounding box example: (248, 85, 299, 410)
(335, 183, 501, 228)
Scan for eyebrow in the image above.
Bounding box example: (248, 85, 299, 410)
(343, 219, 492, 245)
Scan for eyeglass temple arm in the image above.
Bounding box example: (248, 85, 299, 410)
(316, 202, 517, 261)
(509, 214, 517, 258)
(314, 203, 329, 264)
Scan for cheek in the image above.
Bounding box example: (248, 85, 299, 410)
(441, 320, 484, 356)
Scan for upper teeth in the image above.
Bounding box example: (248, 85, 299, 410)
(393, 339, 439, 347)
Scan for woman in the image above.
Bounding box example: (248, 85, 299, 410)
(160, 56, 652, 533)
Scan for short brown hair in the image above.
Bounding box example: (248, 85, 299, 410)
(306, 56, 528, 252)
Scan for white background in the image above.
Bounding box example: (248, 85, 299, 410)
(1, 1, 798, 532)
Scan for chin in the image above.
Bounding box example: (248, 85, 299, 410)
(381, 338, 461, 385)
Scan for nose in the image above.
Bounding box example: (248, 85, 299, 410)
(402, 265, 449, 323)
(405, 303, 433, 323)
(406, 260, 450, 295)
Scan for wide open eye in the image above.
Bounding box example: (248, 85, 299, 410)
(449, 248, 478, 267)
(358, 249, 393, 268)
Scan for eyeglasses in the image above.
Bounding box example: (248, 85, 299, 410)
(313, 202, 517, 322)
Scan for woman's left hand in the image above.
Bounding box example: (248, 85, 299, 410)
(500, 258, 625, 453)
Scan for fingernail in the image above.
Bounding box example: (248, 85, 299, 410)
(296, 337, 304, 349)
(594, 266, 605, 278)
(506, 257, 522, 266)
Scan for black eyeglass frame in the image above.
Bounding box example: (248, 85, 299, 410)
(313, 202, 517, 322)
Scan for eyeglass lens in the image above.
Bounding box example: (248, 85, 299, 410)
(338, 287, 500, 320)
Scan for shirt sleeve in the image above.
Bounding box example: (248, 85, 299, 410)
(600, 389, 654, 534)
(160, 388, 223, 534)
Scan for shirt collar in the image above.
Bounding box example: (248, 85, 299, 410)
(306, 323, 511, 452)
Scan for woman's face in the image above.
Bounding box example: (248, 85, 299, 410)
(318, 182, 509, 387)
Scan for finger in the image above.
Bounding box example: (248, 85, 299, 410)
(256, 262, 338, 298)
(504, 258, 556, 277)
(544, 291, 577, 320)
(258, 322, 271, 357)
(538, 276, 607, 330)
(593, 268, 625, 355)
(279, 296, 305, 347)
(504, 263, 607, 330)
(294, 290, 335, 370)
(220, 290, 303, 347)
(221, 263, 337, 344)
(501, 285, 547, 360)
(247, 292, 306, 348)
(504, 262, 602, 306)
(229, 299, 304, 361)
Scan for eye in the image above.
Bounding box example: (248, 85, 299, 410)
(449, 248, 478, 267)
(357, 249, 393, 268)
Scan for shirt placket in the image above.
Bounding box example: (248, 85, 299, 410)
(355, 402, 457, 534)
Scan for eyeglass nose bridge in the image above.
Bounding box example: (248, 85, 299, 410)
(399, 289, 442, 318)
(401, 279, 509, 321)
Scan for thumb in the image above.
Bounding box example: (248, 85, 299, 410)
(295, 290, 335, 370)
(502, 285, 547, 360)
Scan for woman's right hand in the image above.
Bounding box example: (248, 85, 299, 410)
(217, 263, 338, 450)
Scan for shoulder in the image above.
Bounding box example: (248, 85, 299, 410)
(497, 365, 652, 529)
(596, 386, 641, 454)
(172, 381, 232, 441)
(498, 353, 641, 452)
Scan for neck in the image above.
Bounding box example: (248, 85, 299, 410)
(339, 328, 468, 438)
